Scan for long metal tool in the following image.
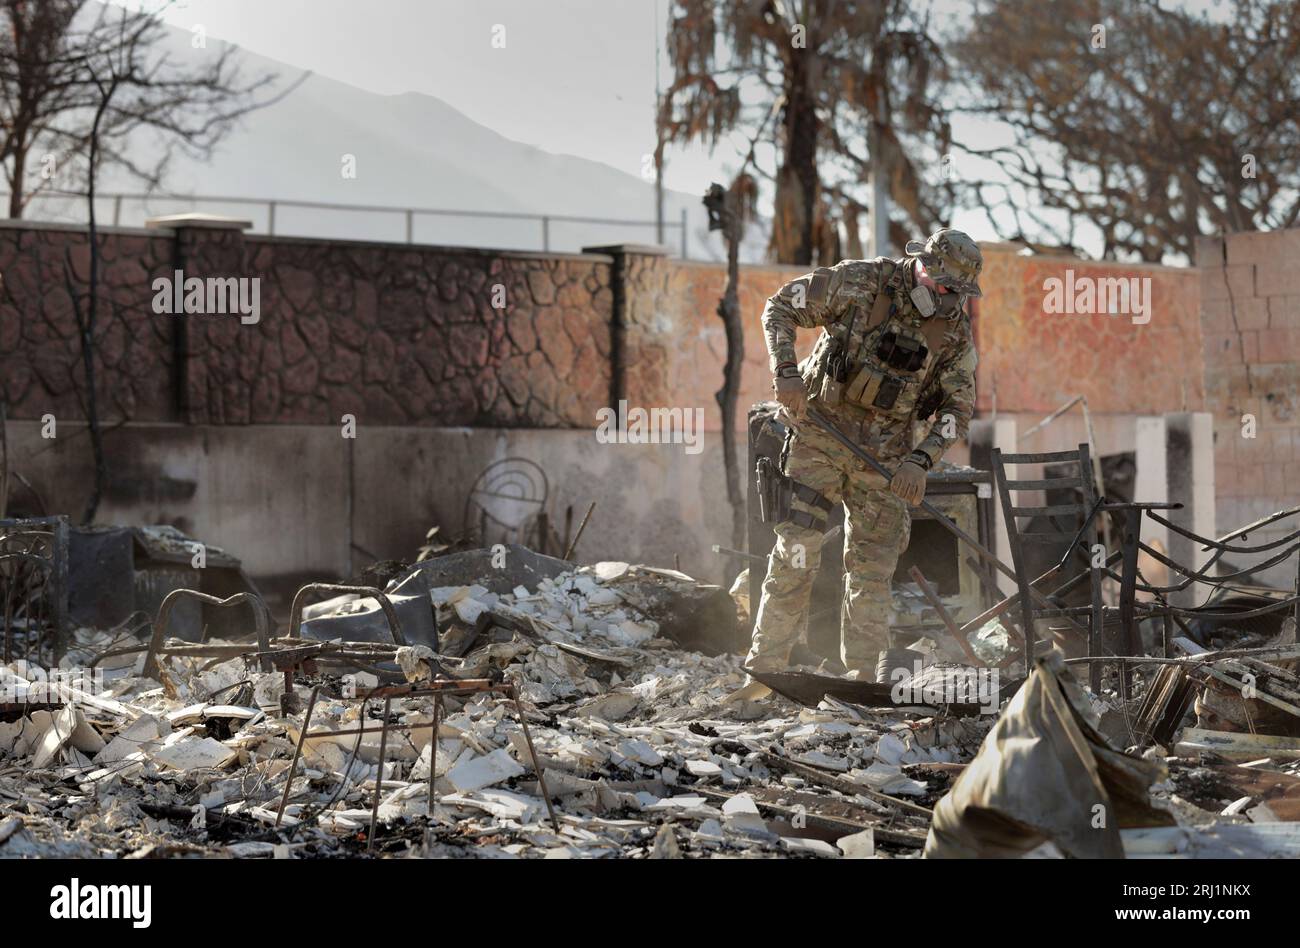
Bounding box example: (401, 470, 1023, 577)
(908, 565, 985, 667)
(803, 408, 1084, 631)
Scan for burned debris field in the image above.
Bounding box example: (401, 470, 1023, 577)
(2, 4, 1300, 928)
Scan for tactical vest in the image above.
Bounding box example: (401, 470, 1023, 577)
(807, 259, 957, 424)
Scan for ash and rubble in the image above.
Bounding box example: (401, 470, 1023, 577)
(4, 543, 1300, 859)
(0, 551, 983, 859)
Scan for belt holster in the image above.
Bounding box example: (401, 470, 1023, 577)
(755, 457, 833, 531)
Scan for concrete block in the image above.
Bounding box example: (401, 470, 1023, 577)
(1241, 331, 1259, 363)
(1200, 297, 1234, 330)
(1225, 264, 1257, 298)
(1225, 231, 1276, 267)
(1194, 235, 1225, 268)
(1268, 296, 1300, 327)
(1257, 264, 1300, 297)
(1258, 328, 1300, 362)
(1234, 298, 1271, 330)
(1201, 332, 1240, 365)
(1200, 267, 1229, 302)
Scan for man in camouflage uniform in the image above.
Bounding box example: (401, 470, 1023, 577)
(745, 229, 981, 679)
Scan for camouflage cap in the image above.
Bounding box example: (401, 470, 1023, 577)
(905, 228, 983, 298)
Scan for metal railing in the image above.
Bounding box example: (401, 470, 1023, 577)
(3, 189, 693, 258)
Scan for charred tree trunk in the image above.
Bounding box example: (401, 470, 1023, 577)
(771, 57, 821, 265)
(8, 148, 25, 219)
(706, 181, 748, 552)
(75, 85, 113, 525)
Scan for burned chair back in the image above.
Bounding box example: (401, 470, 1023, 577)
(991, 445, 1106, 683)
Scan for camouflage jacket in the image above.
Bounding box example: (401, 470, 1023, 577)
(761, 256, 978, 464)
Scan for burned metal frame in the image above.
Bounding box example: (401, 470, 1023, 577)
(991, 444, 1186, 694)
(142, 588, 273, 678)
(986, 450, 1300, 697)
(273, 677, 560, 852)
(0, 516, 70, 664)
(289, 582, 406, 646)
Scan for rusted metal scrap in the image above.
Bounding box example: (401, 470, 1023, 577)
(274, 677, 560, 850)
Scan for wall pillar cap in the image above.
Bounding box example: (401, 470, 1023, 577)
(146, 212, 253, 232)
(581, 242, 671, 257)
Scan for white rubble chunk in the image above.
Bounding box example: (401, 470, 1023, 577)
(836, 828, 876, 859)
(0, 719, 23, 755)
(644, 795, 709, 811)
(685, 759, 722, 777)
(446, 748, 525, 793)
(608, 619, 656, 647)
(859, 762, 929, 796)
(441, 789, 542, 822)
(873, 732, 908, 766)
(721, 792, 768, 833)
(593, 562, 631, 582)
(793, 751, 849, 772)
(781, 836, 840, 857)
(574, 692, 639, 722)
(32, 706, 80, 768)
(149, 736, 237, 772)
(617, 739, 663, 766)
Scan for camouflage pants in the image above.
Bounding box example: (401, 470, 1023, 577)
(747, 423, 911, 675)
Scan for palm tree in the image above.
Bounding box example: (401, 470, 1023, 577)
(660, 0, 953, 265)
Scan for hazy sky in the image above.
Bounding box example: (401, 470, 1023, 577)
(141, 0, 728, 196)
(109, 0, 1230, 253)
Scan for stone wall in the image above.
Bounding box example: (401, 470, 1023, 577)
(2, 221, 1203, 435)
(10, 214, 1298, 591)
(209, 237, 613, 428)
(0, 222, 177, 423)
(0, 219, 615, 429)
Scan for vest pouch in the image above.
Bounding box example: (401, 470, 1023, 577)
(818, 373, 844, 407)
(846, 364, 919, 417)
(812, 335, 850, 407)
(845, 364, 884, 407)
(873, 374, 906, 411)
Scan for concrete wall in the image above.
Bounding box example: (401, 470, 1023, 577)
(972, 245, 1204, 416)
(5, 420, 742, 595)
(1197, 229, 1300, 586)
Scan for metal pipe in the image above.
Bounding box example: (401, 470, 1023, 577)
(368, 695, 393, 853)
(509, 685, 560, 831)
(275, 685, 320, 828)
(563, 502, 597, 561)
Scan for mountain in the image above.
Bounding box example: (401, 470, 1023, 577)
(28, 25, 771, 263)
